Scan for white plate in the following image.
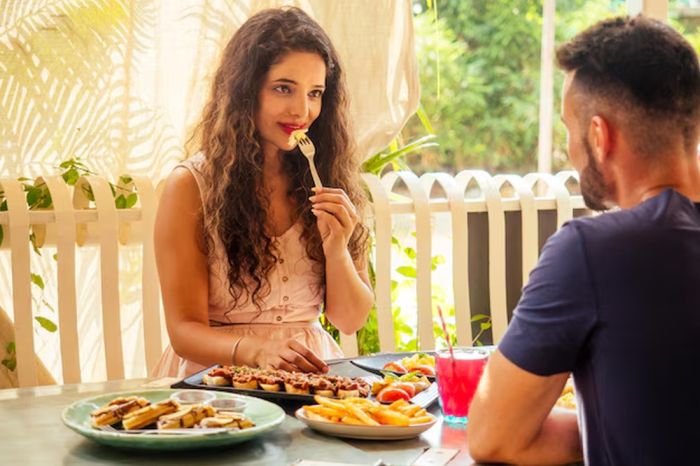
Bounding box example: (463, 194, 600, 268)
(295, 408, 437, 440)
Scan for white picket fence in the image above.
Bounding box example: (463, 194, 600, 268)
(0, 170, 586, 387)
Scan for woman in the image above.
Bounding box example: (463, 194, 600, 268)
(153, 7, 373, 378)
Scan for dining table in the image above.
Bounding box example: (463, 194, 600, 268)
(0, 358, 480, 466)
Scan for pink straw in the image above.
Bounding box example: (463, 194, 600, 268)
(436, 305, 455, 360)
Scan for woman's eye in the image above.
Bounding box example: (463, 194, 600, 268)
(273, 85, 291, 94)
(309, 90, 323, 98)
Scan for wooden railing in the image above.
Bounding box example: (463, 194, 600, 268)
(0, 170, 586, 387)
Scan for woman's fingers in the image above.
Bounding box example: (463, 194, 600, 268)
(288, 340, 328, 372)
(312, 208, 344, 235)
(279, 340, 328, 373)
(312, 202, 353, 230)
(310, 189, 358, 219)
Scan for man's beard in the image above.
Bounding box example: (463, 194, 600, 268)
(580, 137, 610, 211)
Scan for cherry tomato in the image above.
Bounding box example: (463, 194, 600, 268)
(409, 364, 435, 377)
(376, 387, 410, 403)
(382, 361, 407, 373)
(391, 382, 416, 398)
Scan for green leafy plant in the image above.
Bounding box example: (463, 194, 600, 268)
(1, 342, 16, 372)
(0, 157, 138, 372)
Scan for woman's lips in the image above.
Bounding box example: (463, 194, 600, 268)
(279, 123, 305, 135)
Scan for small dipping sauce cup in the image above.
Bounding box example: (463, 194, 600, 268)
(169, 390, 217, 405)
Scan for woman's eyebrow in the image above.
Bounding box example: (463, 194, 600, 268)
(271, 78, 325, 89)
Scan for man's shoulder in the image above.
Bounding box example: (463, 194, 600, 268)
(564, 189, 695, 243)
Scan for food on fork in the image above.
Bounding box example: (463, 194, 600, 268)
(90, 396, 151, 427)
(288, 128, 309, 147)
(122, 399, 180, 430)
(157, 404, 216, 430)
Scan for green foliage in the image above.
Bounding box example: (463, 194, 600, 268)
(0, 157, 141, 371)
(2, 342, 16, 372)
(35, 316, 57, 333)
(407, 0, 624, 174)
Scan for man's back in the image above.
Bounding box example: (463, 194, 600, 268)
(500, 189, 700, 465)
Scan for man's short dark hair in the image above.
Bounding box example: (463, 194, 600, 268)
(556, 16, 700, 157)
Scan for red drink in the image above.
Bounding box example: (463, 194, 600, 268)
(436, 348, 489, 424)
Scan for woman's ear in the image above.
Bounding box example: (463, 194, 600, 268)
(589, 115, 612, 164)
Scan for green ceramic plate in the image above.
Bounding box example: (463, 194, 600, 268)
(61, 389, 285, 451)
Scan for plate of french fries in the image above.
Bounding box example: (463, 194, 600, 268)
(296, 395, 437, 440)
(61, 389, 285, 450)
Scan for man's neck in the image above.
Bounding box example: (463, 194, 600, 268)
(615, 154, 700, 208)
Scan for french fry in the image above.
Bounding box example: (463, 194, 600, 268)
(400, 404, 422, 417)
(304, 411, 328, 422)
(340, 416, 365, 425)
(314, 395, 348, 412)
(388, 399, 408, 410)
(373, 408, 410, 426)
(304, 405, 346, 419)
(302, 396, 435, 427)
(409, 415, 434, 425)
(346, 404, 380, 426)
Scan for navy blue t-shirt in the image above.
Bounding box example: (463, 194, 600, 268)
(499, 189, 700, 466)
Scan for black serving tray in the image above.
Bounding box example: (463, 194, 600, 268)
(171, 364, 438, 408)
(350, 351, 437, 381)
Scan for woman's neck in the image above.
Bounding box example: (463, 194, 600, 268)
(262, 142, 285, 179)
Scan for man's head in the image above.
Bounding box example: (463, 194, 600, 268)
(557, 16, 700, 210)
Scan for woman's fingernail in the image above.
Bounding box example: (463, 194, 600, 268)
(309, 196, 316, 201)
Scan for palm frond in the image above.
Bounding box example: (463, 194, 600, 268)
(0, 0, 182, 179)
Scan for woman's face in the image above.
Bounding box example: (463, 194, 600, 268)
(255, 51, 327, 157)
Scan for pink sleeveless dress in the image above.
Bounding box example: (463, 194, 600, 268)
(152, 154, 343, 378)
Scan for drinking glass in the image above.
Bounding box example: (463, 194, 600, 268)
(436, 347, 489, 425)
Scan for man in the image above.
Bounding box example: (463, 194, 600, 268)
(467, 16, 700, 466)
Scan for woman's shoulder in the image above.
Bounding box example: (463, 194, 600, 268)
(176, 153, 206, 176)
(163, 154, 207, 200)
(161, 163, 202, 210)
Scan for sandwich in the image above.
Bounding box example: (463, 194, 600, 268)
(284, 373, 310, 394)
(308, 375, 335, 397)
(198, 412, 255, 430)
(202, 366, 233, 386)
(157, 404, 216, 429)
(232, 373, 259, 390)
(122, 399, 180, 430)
(258, 374, 283, 392)
(90, 396, 151, 427)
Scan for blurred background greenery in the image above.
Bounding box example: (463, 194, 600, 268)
(400, 0, 700, 175)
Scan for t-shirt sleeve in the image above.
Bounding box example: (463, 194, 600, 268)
(498, 222, 597, 376)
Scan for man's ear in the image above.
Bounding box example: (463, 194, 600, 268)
(588, 115, 612, 163)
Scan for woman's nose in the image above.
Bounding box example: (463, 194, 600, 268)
(289, 93, 309, 118)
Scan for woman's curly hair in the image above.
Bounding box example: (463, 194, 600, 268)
(188, 7, 369, 310)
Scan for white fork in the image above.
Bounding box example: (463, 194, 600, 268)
(296, 135, 323, 189)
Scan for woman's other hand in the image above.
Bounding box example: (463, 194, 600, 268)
(309, 187, 358, 259)
(255, 337, 329, 373)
